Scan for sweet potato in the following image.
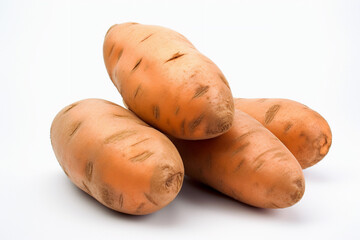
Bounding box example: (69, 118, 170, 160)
(171, 110, 305, 208)
(234, 98, 332, 169)
(50, 99, 184, 215)
(103, 22, 234, 140)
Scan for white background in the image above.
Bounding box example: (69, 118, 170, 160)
(1, 0, 359, 239)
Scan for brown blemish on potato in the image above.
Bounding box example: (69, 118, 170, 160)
(132, 58, 142, 72)
(233, 158, 246, 173)
(108, 44, 115, 57)
(270, 202, 281, 208)
(206, 115, 232, 135)
(254, 160, 265, 172)
(113, 114, 133, 119)
(101, 188, 113, 206)
(165, 52, 185, 63)
(153, 105, 160, 120)
(134, 84, 142, 99)
(316, 133, 331, 157)
(144, 193, 158, 206)
(189, 114, 205, 132)
(265, 104, 281, 125)
(104, 130, 137, 144)
(131, 138, 150, 147)
(151, 165, 183, 195)
(232, 142, 250, 156)
(174, 106, 180, 115)
(69, 121, 82, 137)
(82, 181, 92, 195)
(257, 98, 267, 103)
(117, 49, 123, 61)
(140, 33, 154, 43)
(119, 194, 124, 208)
(136, 203, 145, 213)
(63, 103, 78, 114)
(192, 85, 209, 99)
(294, 178, 304, 189)
(129, 151, 153, 162)
(253, 147, 279, 169)
(232, 128, 261, 143)
(218, 73, 230, 89)
(284, 122, 293, 133)
(272, 151, 288, 159)
(85, 161, 93, 181)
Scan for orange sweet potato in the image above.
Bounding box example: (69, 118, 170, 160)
(234, 98, 332, 169)
(50, 99, 184, 215)
(171, 110, 305, 208)
(103, 22, 234, 140)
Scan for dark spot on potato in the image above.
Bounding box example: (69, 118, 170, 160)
(165, 52, 186, 63)
(189, 114, 205, 132)
(284, 122, 293, 133)
(113, 114, 133, 119)
(136, 203, 145, 213)
(131, 138, 150, 147)
(85, 161, 93, 181)
(140, 33, 154, 43)
(254, 160, 265, 172)
(69, 121, 82, 137)
(119, 194, 124, 208)
(257, 98, 267, 103)
(174, 106, 180, 115)
(270, 202, 281, 208)
(290, 189, 303, 203)
(101, 188, 113, 206)
(253, 147, 280, 169)
(232, 128, 262, 144)
(206, 115, 232, 135)
(232, 142, 250, 156)
(129, 151, 153, 162)
(294, 178, 303, 189)
(151, 165, 183, 195)
(117, 49, 123, 61)
(104, 130, 137, 144)
(218, 73, 230, 89)
(144, 193, 158, 206)
(265, 104, 281, 125)
(63, 103, 78, 114)
(192, 85, 209, 99)
(132, 58, 142, 72)
(82, 181, 92, 195)
(233, 158, 246, 173)
(108, 44, 115, 57)
(134, 84, 142, 99)
(272, 151, 288, 159)
(153, 105, 160, 120)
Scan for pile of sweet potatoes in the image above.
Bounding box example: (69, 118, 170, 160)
(50, 23, 332, 215)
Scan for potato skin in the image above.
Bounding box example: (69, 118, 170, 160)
(103, 23, 234, 140)
(171, 110, 305, 208)
(234, 98, 332, 169)
(50, 99, 184, 215)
